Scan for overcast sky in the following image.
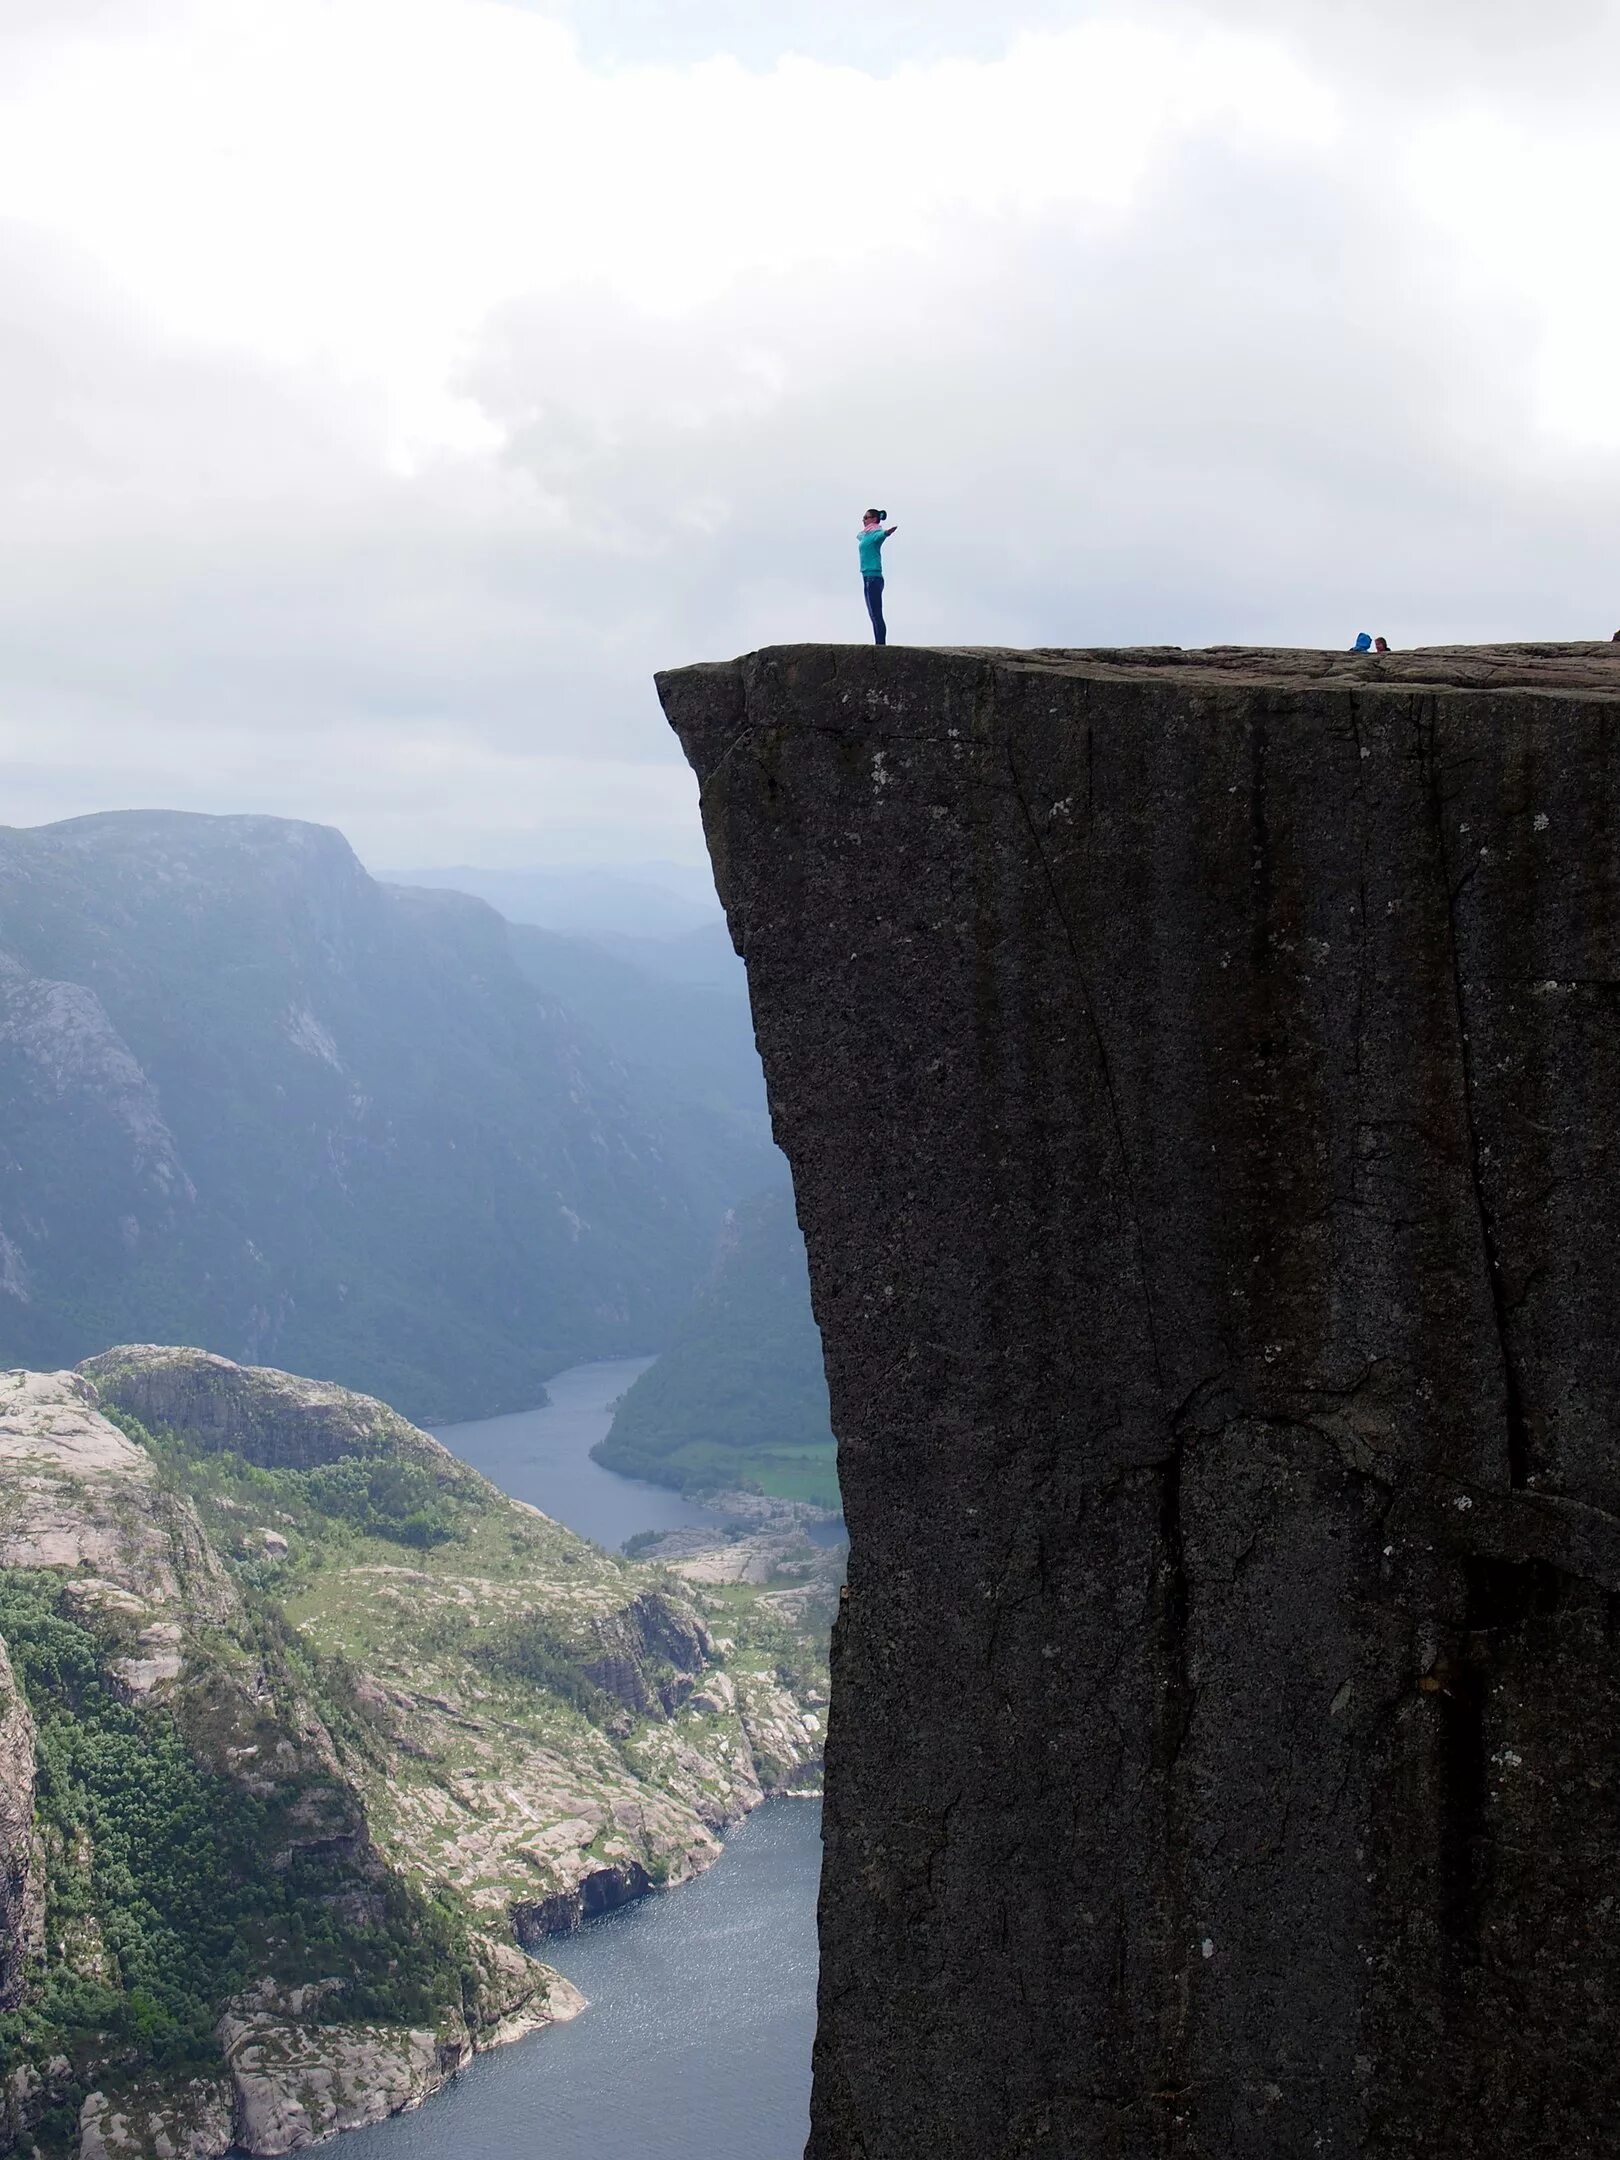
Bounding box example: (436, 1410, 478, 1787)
(2, 0, 1616, 870)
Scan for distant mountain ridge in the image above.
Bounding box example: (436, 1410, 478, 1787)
(0, 811, 763, 1420)
(381, 861, 722, 942)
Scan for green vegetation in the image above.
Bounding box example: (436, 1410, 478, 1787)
(596, 1186, 842, 1510)
(466, 1612, 618, 1726)
(0, 1574, 471, 2104)
(117, 1405, 465, 1555)
(0, 1354, 830, 2154)
(293, 1457, 458, 1547)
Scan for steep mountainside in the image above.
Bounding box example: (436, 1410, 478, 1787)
(0, 1348, 824, 2159)
(0, 1631, 43, 2011)
(505, 922, 762, 1122)
(0, 811, 748, 1419)
(596, 920, 744, 986)
(598, 1188, 837, 1508)
(663, 641, 1620, 2160)
(504, 920, 776, 1225)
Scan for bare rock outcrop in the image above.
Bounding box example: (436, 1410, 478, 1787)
(80, 1345, 474, 1481)
(0, 1632, 43, 2008)
(582, 1588, 711, 1716)
(78, 2078, 233, 2160)
(0, 1367, 234, 1629)
(661, 641, 1620, 2160)
(512, 1860, 654, 1941)
(70, 1958, 589, 2160)
(212, 1972, 584, 2156)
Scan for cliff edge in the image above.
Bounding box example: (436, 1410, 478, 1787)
(659, 642, 1620, 2160)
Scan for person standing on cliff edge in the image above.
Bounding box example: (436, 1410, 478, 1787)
(858, 509, 897, 644)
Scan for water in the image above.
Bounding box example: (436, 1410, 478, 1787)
(396, 1358, 825, 2159)
(431, 1357, 727, 1550)
(337, 1800, 822, 2160)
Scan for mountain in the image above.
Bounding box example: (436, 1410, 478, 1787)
(380, 863, 722, 943)
(0, 811, 758, 1421)
(0, 1348, 826, 2159)
(514, 920, 773, 1140)
(595, 919, 747, 988)
(597, 1188, 838, 1510)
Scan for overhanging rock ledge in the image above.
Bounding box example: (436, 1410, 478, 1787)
(658, 642, 1620, 2160)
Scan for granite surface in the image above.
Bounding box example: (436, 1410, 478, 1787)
(661, 642, 1620, 2159)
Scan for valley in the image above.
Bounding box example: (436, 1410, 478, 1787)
(0, 814, 777, 1421)
(0, 817, 842, 2160)
(0, 1347, 834, 2159)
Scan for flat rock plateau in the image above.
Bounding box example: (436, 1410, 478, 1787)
(660, 642, 1620, 2160)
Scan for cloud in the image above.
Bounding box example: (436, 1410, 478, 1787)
(0, 0, 1617, 866)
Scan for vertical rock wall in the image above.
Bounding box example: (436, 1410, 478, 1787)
(660, 643, 1620, 2160)
(0, 1632, 43, 2010)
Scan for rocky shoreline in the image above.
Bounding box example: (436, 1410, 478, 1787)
(65, 1957, 583, 2160)
(62, 1769, 820, 2160)
(0, 1351, 831, 2160)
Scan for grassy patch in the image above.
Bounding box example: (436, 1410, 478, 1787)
(114, 1408, 467, 1553)
(617, 1439, 841, 1510)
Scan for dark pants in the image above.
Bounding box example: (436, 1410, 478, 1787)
(863, 575, 887, 645)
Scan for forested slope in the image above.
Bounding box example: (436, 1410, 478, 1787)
(0, 811, 765, 1420)
(597, 1189, 837, 1509)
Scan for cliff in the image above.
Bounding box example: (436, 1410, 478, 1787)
(0, 1633, 43, 2010)
(0, 1349, 825, 2158)
(659, 641, 1620, 2160)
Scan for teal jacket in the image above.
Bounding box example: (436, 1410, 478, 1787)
(858, 527, 891, 578)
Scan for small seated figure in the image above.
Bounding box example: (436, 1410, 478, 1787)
(1351, 632, 1373, 652)
(1374, 636, 1390, 654)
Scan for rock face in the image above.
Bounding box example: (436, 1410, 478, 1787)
(0, 1632, 43, 2008)
(660, 642, 1620, 2160)
(0, 1366, 235, 1626)
(581, 1588, 710, 1717)
(78, 2078, 233, 2160)
(80, 1344, 475, 1478)
(511, 1861, 654, 1941)
(209, 1974, 578, 2157)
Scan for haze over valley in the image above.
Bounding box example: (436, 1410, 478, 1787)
(5, 2, 1619, 2157)
(0, 811, 820, 1434)
(0, 811, 837, 2156)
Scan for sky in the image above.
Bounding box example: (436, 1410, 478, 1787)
(1, 0, 1617, 870)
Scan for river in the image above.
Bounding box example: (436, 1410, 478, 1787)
(338, 1357, 824, 2160)
(337, 1800, 820, 2160)
(430, 1357, 727, 1551)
